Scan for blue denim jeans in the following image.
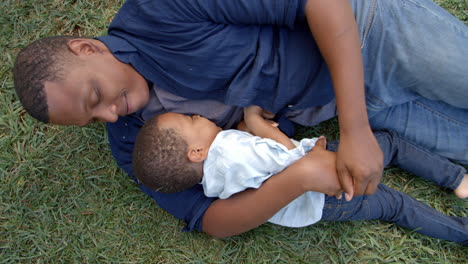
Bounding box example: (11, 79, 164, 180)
(321, 184, 467, 245)
(350, 0, 468, 163)
(324, 131, 467, 244)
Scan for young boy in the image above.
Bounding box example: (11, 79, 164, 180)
(132, 106, 467, 244)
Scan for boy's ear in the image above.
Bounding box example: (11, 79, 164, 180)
(187, 146, 208, 163)
(67, 39, 102, 56)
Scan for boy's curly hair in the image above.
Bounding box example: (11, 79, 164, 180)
(133, 116, 200, 193)
(13, 36, 82, 123)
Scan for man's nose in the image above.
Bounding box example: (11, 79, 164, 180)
(95, 104, 118, 123)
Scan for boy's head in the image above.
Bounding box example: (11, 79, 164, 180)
(133, 113, 221, 193)
(13, 36, 149, 126)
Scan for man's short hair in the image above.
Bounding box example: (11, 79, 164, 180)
(133, 116, 200, 193)
(13, 36, 79, 123)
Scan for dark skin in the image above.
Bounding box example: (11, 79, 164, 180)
(203, 0, 383, 237)
(43, 0, 383, 238)
(45, 39, 149, 126)
(305, 0, 383, 200)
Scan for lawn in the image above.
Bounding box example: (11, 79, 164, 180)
(1, 0, 467, 263)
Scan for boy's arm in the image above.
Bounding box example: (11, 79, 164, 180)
(202, 137, 340, 238)
(107, 112, 340, 240)
(243, 105, 296, 150)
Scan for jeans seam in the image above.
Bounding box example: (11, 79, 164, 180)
(365, 94, 389, 113)
(414, 100, 468, 127)
(366, 94, 387, 106)
(323, 196, 340, 220)
(402, 0, 433, 13)
(338, 207, 350, 221)
(413, 201, 466, 230)
(363, 199, 370, 219)
(360, 0, 377, 49)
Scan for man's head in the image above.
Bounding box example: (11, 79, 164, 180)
(133, 112, 221, 193)
(13, 36, 150, 126)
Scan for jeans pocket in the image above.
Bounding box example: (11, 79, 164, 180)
(365, 94, 389, 114)
(360, 0, 377, 49)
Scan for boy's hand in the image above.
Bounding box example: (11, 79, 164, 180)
(294, 136, 342, 197)
(243, 105, 295, 150)
(237, 120, 278, 135)
(243, 105, 275, 120)
(243, 105, 264, 119)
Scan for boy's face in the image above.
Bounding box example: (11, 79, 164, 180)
(44, 39, 150, 126)
(157, 113, 221, 149)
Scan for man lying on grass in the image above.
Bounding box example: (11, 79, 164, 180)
(13, 0, 468, 240)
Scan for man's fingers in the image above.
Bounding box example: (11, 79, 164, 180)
(353, 168, 382, 196)
(344, 193, 352, 201)
(363, 174, 381, 195)
(338, 168, 354, 201)
(352, 176, 368, 198)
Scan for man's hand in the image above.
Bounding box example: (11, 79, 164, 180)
(337, 129, 383, 201)
(304, 0, 382, 199)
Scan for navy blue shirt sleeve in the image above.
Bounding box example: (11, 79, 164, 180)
(106, 114, 216, 232)
(120, 0, 307, 26)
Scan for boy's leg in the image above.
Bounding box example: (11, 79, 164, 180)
(321, 184, 468, 245)
(372, 130, 466, 190)
(327, 130, 466, 189)
(369, 97, 468, 164)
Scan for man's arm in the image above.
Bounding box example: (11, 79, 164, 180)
(304, 0, 383, 200)
(243, 105, 296, 150)
(108, 114, 340, 238)
(202, 137, 340, 238)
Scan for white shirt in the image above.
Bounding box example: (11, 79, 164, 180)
(202, 130, 325, 227)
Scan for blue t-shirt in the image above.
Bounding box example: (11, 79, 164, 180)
(102, 0, 334, 232)
(100, 0, 333, 113)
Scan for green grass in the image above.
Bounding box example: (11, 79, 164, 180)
(1, 0, 467, 263)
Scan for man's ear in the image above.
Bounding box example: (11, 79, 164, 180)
(67, 39, 103, 56)
(187, 146, 208, 163)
